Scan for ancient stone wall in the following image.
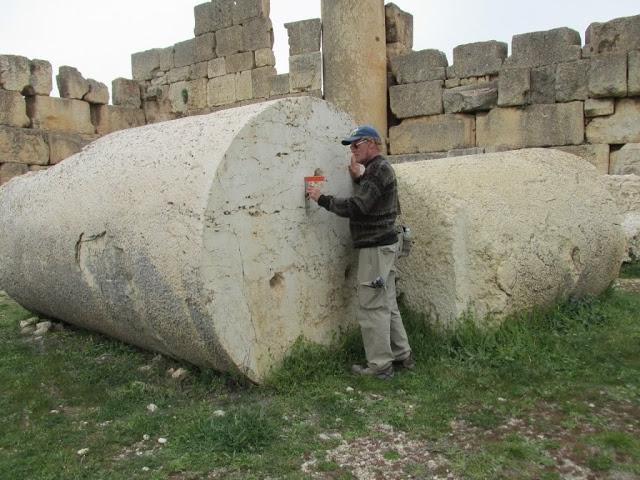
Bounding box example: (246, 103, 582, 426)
(1, 1, 639, 185)
(387, 13, 640, 176)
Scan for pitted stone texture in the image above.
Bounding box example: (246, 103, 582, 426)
(585, 14, 640, 57)
(394, 149, 625, 326)
(506, 27, 582, 68)
(450, 41, 507, 79)
(0, 97, 358, 383)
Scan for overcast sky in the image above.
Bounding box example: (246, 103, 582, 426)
(1, 0, 638, 100)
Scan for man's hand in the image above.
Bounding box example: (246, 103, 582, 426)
(305, 184, 322, 202)
(348, 154, 362, 180)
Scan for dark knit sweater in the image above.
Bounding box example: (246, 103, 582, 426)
(318, 155, 400, 248)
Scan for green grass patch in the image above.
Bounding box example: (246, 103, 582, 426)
(1, 285, 639, 479)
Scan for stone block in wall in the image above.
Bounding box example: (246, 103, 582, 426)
(530, 65, 556, 104)
(588, 54, 628, 98)
(385, 3, 413, 49)
(450, 41, 507, 79)
(112, 78, 142, 108)
(498, 67, 530, 107)
(252, 66, 276, 99)
(0, 90, 29, 127)
(552, 144, 610, 174)
(208, 58, 226, 78)
(611, 143, 640, 175)
(56, 66, 89, 100)
(208, 74, 236, 107)
(217, 25, 244, 57)
(585, 98, 614, 117)
(233, 0, 269, 25)
(269, 73, 290, 97)
(443, 82, 498, 114)
(26, 96, 94, 134)
(244, 17, 274, 52)
(143, 85, 176, 124)
(255, 48, 275, 67)
(587, 98, 640, 144)
(180, 78, 209, 112)
(174, 38, 197, 69)
(477, 102, 584, 149)
(0, 126, 48, 165)
(389, 81, 443, 118)
(0, 163, 29, 185)
(91, 105, 146, 136)
(584, 14, 640, 57)
(47, 131, 97, 165)
(289, 51, 321, 92)
(167, 66, 191, 84)
(226, 52, 255, 74)
(390, 49, 448, 84)
(131, 48, 161, 81)
(28, 59, 53, 96)
(159, 47, 175, 72)
(0, 54, 30, 93)
(84, 79, 109, 105)
(389, 114, 475, 154)
(195, 0, 233, 35)
(630, 51, 640, 96)
(386, 43, 411, 66)
(191, 61, 209, 80)
(235, 71, 253, 101)
(285, 19, 321, 56)
(195, 33, 217, 64)
(556, 60, 590, 102)
(506, 27, 582, 68)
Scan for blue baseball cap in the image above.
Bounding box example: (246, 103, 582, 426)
(341, 125, 381, 145)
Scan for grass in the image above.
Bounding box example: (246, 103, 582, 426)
(1, 269, 639, 479)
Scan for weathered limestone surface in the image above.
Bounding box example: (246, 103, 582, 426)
(394, 149, 625, 326)
(321, 0, 388, 139)
(389, 114, 475, 154)
(588, 54, 628, 98)
(601, 174, 640, 262)
(385, 3, 413, 49)
(449, 41, 507, 79)
(57, 66, 89, 100)
(506, 27, 582, 68)
(552, 144, 610, 174)
(91, 105, 146, 136)
(584, 14, 640, 56)
(0, 126, 48, 165)
(285, 19, 321, 56)
(586, 98, 640, 144)
(611, 143, 640, 175)
(0, 90, 30, 128)
(477, 102, 584, 149)
(0, 97, 359, 383)
(389, 81, 443, 118)
(443, 82, 497, 114)
(112, 78, 142, 108)
(0, 54, 31, 92)
(26, 96, 94, 134)
(390, 49, 448, 84)
(498, 67, 530, 107)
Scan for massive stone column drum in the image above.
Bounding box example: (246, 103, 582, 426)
(394, 149, 626, 326)
(0, 97, 359, 383)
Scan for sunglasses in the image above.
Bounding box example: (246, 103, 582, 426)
(350, 139, 369, 149)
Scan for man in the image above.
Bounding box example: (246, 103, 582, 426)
(305, 125, 414, 380)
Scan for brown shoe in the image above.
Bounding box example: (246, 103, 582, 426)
(350, 363, 394, 380)
(393, 355, 415, 371)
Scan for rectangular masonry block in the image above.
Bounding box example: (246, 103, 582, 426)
(285, 19, 322, 56)
(506, 27, 582, 68)
(385, 3, 413, 49)
(498, 67, 530, 107)
(451, 41, 507, 78)
(26, 96, 94, 134)
(289, 51, 321, 92)
(243, 17, 273, 52)
(556, 60, 590, 102)
(90, 105, 146, 136)
(586, 97, 640, 144)
(131, 49, 161, 81)
(477, 102, 584, 149)
(589, 54, 628, 98)
(47, 131, 97, 165)
(389, 114, 475, 154)
(389, 81, 443, 118)
(0, 126, 49, 165)
(0, 90, 30, 127)
(390, 49, 448, 84)
(207, 74, 236, 107)
(216, 25, 244, 57)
